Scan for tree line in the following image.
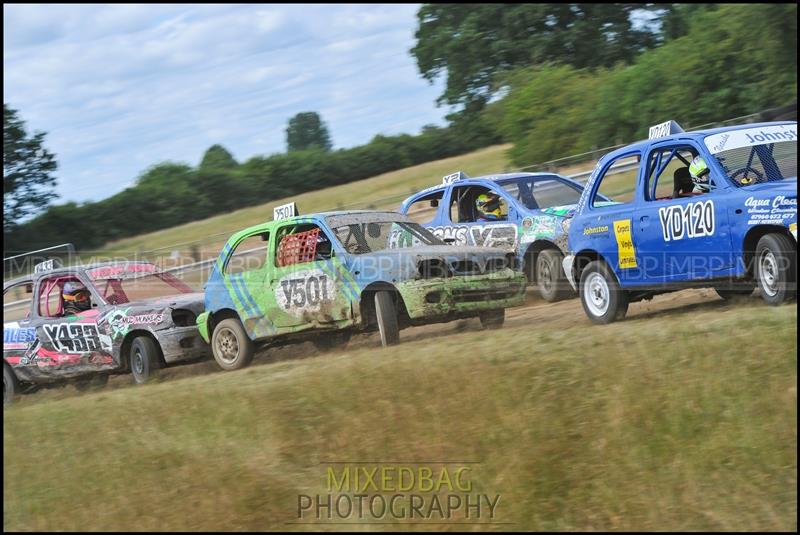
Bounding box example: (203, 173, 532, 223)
(4, 118, 498, 253)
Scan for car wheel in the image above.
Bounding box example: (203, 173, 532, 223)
(130, 336, 162, 384)
(74, 374, 110, 392)
(756, 233, 797, 305)
(4, 365, 18, 406)
(212, 318, 255, 371)
(374, 291, 400, 347)
(536, 249, 572, 302)
(579, 260, 629, 324)
(479, 309, 505, 329)
(312, 331, 352, 352)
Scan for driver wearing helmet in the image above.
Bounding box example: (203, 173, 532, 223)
(62, 281, 92, 315)
(476, 192, 505, 221)
(688, 156, 715, 194)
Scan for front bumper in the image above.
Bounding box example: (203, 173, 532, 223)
(397, 268, 527, 319)
(155, 325, 210, 363)
(196, 311, 211, 343)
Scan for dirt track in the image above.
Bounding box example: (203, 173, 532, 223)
(16, 286, 760, 404)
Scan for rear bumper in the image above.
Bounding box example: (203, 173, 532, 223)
(397, 268, 527, 319)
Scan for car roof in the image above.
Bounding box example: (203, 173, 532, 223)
(404, 171, 571, 204)
(602, 121, 797, 161)
(3, 261, 158, 291)
(228, 210, 411, 242)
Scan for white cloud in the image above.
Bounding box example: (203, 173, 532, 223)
(3, 4, 447, 204)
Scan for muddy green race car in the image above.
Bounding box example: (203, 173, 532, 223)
(196, 203, 527, 370)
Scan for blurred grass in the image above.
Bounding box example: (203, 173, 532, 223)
(4, 301, 796, 531)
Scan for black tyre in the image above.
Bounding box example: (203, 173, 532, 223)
(312, 331, 352, 352)
(536, 249, 572, 302)
(479, 309, 505, 329)
(211, 318, 255, 371)
(374, 291, 400, 347)
(4, 365, 18, 406)
(714, 283, 755, 301)
(74, 374, 110, 392)
(130, 336, 162, 384)
(755, 233, 797, 305)
(579, 260, 629, 324)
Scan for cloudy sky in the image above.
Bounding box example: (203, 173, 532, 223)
(3, 4, 449, 204)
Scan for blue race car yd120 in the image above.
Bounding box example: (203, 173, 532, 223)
(562, 120, 797, 324)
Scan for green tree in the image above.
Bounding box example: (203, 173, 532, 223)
(411, 4, 664, 110)
(199, 144, 238, 170)
(3, 104, 58, 231)
(286, 112, 333, 152)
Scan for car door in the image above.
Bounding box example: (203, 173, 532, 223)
(581, 151, 645, 286)
(634, 141, 734, 283)
(266, 221, 352, 331)
(31, 274, 115, 374)
(3, 280, 40, 376)
(220, 230, 272, 337)
(441, 182, 518, 249)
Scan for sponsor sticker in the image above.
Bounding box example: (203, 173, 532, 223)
(613, 219, 637, 269)
(3, 326, 37, 350)
(583, 225, 609, 236)
(430, 224, 517, 248)
(744, 195, 797, 225)
(104, 308, 166, 338)
(705, 124, 797, 154)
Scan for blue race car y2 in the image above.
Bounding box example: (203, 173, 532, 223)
(400, 171, 609, 302)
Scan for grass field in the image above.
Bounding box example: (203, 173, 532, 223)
(4, 299, 796, 531)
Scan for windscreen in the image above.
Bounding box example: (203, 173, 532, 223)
(333, 221, 443, 254)
(705, 125, 797, 186)
(87, 264, 193, 304)
(498, 176, 584, 210)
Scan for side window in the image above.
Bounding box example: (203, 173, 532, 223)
(592, 154, 641, 207)
(449, 185, 508, 223)
(405, 191, 443, 224)
(645, 146, 701, 201)
(37, 277, 82, 318)
(3, 282, 34, 322)
(274, 224, 333, 267)
(226, 232, 269, 275)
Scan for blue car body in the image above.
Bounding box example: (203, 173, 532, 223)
(562, 120, 797, 311)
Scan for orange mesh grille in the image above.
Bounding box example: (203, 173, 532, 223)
(276, 228, 320, 267)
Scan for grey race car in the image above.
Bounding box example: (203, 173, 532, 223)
(3, 260, 209, 404)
